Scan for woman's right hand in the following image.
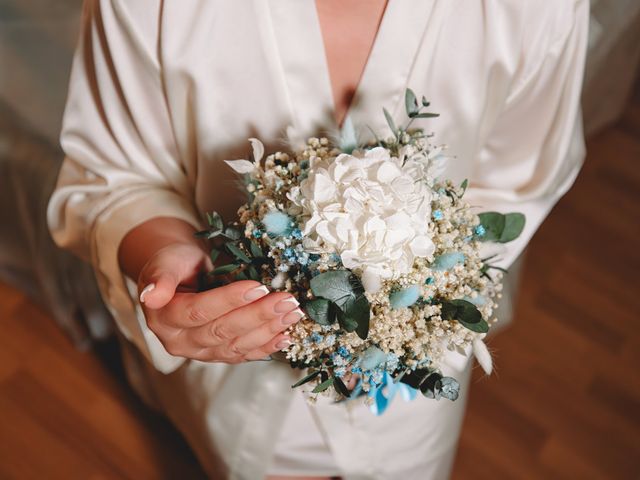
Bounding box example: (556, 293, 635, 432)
(136, 243, 304, 363)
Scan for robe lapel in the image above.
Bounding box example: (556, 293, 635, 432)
(264, 0, 442, 141)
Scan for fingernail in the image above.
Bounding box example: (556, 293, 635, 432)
(244, 285, 270, 302)
(282, 308, 305, 326)
(274, 296, 299, 313)
(276, 338, 292, 350)
(139, 283, 155, 303)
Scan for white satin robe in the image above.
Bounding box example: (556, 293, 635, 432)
(47, 1, 589, 478)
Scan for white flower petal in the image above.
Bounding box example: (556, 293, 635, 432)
(361, 268, 383, 293)
(224, 159, 255, 174)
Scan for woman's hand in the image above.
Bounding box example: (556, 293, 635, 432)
(137, 243, 304, 363)
(118, 217, 303, 363)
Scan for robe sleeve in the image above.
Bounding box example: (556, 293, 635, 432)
(47, 0, 200, 373)
(465, 0, 589, 269)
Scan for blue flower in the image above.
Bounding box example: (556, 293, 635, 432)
(432, 252, 465, 271)
(389, 285, 421, 309)
(291, 228, 303, 240)
(252, 229, 263, 239)
(433, 209, 444, 221)
(358, 346, 387, 371)
(424, 277, 434, 285)
(263, 211, 293, 236)
(283, 247, 296, 259)
(310, 332, 323, 343)
(474, 225, 486, 237)
(337, 346, 350, 357)
(334, 367, 347, 378)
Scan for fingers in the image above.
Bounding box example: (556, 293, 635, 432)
(192, 332, 292, 363)
(187, 292, 302, 348)
(139, 271, 180, 309)
(138, 243, 209, 310)
(165, 281, 271, 328)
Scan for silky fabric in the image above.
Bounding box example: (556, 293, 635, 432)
(48, 1, 589, 478)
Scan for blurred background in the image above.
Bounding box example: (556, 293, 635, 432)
(0, 1, 639, 478)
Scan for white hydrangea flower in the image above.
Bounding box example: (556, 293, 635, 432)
(291, 147, 436, 292)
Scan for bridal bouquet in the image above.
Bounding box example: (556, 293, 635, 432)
(197, 90, 524, 413)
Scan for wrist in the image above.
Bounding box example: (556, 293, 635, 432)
(118, 217, 205, 282)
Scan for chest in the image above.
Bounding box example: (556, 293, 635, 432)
(315, 0, 388, 127)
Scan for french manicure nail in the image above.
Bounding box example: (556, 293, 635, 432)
(274, 296, 299, 313)
(139, 283, 155, 303)
(276, 338, 292, 350)
(244, 285, 270, 302)
(282, 308, 305, 326)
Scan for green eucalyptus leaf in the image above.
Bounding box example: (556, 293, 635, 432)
(310, 271, 361, 309)
(405, 88, 419, 116)
(411, 112, 440, 118)
(292, 370, 320, 388)
(223, 227, 241, 241)
(248, 266, 261, 281)
(337, 309, 358, 333)
(460, 179, 468, 193)
(500, 213, 526, 243)
(312, 376, 335, 393)
(206, 212, 224, 231)
(478, 212, 506, 242)
(210, 249, 220, 264)
(194, 230, 211, 239)
(421, 96, 430, 107)
(333, 376, 351, 397)
(383, 107, 397, 136)
(306, 298, 335, 325)
(400, 368, 430, 389)
(236, 271, 248, 281)
(249, 242, 263, 258)
(226, 243, 251, 263)
(348, 295, 371, 340)
(212, 264, 239, 275)
(461, 318, 489, 333)
(421, 372, 443, 399)
(441, 299, 489, 333)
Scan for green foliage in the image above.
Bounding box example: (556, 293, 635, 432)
(305, 298, 336, 325)
(212, 264, 239, 275)
(440, 299, 489, 333)
(310, 271, 370, 340)
(383, 107, 398, 137)
(312, 376, 335, 393)
(333, 376, 351, 397)
(478, 212, 526, 243)
(405, 89, 419, 117)
(291, 370, 320, 388)
(226, 243, 251, 263)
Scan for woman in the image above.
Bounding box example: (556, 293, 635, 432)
(48, 1, 589, 478)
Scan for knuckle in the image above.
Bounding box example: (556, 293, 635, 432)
(187, 305, 210, 325)
(227, 339, 246, 357)
(209, 321, 232, 342)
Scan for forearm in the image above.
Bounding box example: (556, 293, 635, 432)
(118, 216, 205, 282)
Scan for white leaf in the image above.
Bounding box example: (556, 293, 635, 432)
(473, 338, 492, 375)
(248, 138, 264, 165)
(224, 159, 255, 174)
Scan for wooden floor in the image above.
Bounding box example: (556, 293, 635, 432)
(1, 100, 639, 479)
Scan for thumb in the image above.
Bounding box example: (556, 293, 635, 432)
(138, 270, 180, 310)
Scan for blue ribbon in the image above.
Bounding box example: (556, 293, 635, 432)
(351, 372, 418, 415)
